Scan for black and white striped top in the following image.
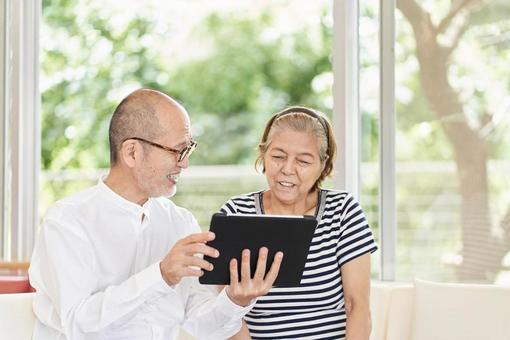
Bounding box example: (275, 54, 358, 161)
(220, 189, 377, 340)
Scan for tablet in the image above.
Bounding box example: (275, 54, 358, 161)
(199, 212, 317, 287)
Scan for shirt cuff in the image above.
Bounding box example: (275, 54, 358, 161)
(137, 262, 176, 301)
(216, 287, 256, 317)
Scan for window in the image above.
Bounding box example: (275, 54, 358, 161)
(0, 0, 39, 262)
(359, 0, 510, 283)
(6, 0, 507, 284)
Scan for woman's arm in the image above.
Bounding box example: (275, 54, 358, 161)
(341, 253, 372, 340)
(228, 320, 252, 340)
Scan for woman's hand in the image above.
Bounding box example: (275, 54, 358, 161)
(226, 247, 283, 306)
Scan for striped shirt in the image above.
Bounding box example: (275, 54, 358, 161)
(220, 189, 377, 340)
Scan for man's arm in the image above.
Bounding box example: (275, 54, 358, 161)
(29, 217, 174, 339)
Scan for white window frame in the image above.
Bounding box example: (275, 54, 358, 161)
(332, 0, 360, 197)
(332, 0, 397, 280)
(0, 0, 40, 261)
(379, 0, 396, 281)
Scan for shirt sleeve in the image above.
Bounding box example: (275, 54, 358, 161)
(336, 193, 378, 267)
(219, 198, 238, 214)
(182, 284, 255, 339)
(29, 214, 174, 339)
(179, 209, 255, 339)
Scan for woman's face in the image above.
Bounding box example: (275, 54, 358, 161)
(263, 128, 323, 205)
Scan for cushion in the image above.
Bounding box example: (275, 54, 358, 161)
(385, 284, 414, 340)
(411, 279, 510, 340)
(0, 275, 33, 293)
(0, 292, 36, 339)
(370, 281, 393, 340)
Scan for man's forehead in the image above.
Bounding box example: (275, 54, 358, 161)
(159, 116, 192, 146)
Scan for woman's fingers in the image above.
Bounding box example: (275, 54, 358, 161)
(263, 251, 284, 285)
(240, 249, 251, 280)
(253, 247, 268, 280)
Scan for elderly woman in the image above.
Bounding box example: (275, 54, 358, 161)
(221, 106, 377, 340)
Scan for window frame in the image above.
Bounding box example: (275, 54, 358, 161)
(0, 0, 40, 261)
(378, 0, 396, 281)
(332, 0, 397, 280)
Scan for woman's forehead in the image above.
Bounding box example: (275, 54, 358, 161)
(268, 129, 320, 153)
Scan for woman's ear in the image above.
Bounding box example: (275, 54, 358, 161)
(120, 140, 140, 168)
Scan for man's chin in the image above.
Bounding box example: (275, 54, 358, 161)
(166, 185, 177, 198)
(149, 184, 177, 199)
(160, 185, 177, 198)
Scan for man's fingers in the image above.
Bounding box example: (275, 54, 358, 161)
(186, 243, 219, 258)
(181, 267, 204, 278)
(180, 232, 215, 245)
(185, 256, 214, 271)
(264, 251, 283, 285)
(253, 247, 268, 280)
(240, 249, 251, 281)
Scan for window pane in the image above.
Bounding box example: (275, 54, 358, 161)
(395, 1, 510, 283)
(40, 0, 332, 227)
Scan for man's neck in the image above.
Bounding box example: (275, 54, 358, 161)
(104, 168, 148, 206)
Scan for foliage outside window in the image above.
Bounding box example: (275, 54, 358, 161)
(360, 0, 510, 284)
(40, 1, 334, 241)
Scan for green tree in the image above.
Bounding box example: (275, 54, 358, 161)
(396, 0, 510, 282)
(41, 1, 332, 171)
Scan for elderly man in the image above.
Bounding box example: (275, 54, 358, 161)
(29, 89, 282, 340)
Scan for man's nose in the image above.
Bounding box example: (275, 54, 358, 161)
(177, 155, 189, 169)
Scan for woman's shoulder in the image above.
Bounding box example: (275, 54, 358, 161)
(320, 188, 362, 211)
(220, 190, 262, 214)
(320, 188, 352, 201)
(228, 191, 262, 204)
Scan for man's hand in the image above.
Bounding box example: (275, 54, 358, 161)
(226, 247, 283, 306)
(160, 232, 219, 286)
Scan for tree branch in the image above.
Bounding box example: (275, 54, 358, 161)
(445, 21, 471, 55)
(436, 0, 479, 35)
(443, 0, 488, 55)
(396, 0, 436, 45)
(396, 0, 428, 33)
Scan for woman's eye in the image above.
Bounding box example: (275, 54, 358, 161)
(272, 155, 284, 160)
(298, 160, 311, 166)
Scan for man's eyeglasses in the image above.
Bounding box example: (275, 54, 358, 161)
(126, 137, 197, 162)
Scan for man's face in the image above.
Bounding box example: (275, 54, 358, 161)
(134, 106, 193, 198)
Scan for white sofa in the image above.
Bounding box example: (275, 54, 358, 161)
(370, 279, 510, 340)
(0, 292, 194, 340)
(2, 280, 509, 340)
(0, 292, 35, 339)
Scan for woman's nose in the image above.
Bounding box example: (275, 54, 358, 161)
(280, 159, 295, 175)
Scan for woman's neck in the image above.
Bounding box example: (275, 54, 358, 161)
(263, 189, 319, 216)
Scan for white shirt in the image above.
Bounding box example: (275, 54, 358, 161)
(29, 178, 252, 340)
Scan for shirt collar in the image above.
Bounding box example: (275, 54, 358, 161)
(98, 176, 152, 221)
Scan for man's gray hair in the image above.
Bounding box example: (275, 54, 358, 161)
(108, 90, 165, 164)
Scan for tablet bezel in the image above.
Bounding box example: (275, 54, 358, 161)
(199, 212, 317, 287)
